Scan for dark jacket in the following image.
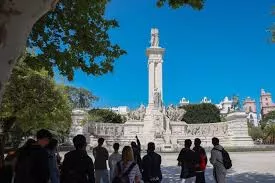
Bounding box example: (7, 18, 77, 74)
(193, 146, 207, 171)
(14, 144, 50, 183)
(1, 152, 17, 183)
(177, 148, 199, 179)
(61, 149, 95, 183)
(141, 151, 162, 182)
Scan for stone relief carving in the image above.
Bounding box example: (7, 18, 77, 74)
(183, 123, 228, 137)
(128, 105, 146, 121)
(166, 105, 186, 121)
(89, 123, 124, 137)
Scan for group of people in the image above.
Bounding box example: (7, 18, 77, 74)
(177, 137, 230, 183)
(0, 128, 231, 183)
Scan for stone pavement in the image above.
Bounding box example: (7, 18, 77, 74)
(60, 151, 275, 183)
(160, 151, 275, 183)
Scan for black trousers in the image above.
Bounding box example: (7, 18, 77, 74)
(195, 171, 206, 183)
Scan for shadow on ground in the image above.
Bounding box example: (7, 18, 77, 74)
(161, 166, 275, 183)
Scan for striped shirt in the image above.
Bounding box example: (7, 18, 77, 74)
(114, 160, 142, 183)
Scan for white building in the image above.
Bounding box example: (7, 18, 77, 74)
(216, 97, 233, 115)
(104, 106, 130, 115)
(179, 97, 190, 106)
(200, 97, 212, 104)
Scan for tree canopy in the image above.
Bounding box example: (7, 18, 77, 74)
(157, 0, 204, 9)
(181, 103, 221, 124)
(0, 60, 72, 143)
(64, 86, 98, 109)
(262, 111, 275, 123)
(24, 0, 126, 81)
(88, 109, 125, 124)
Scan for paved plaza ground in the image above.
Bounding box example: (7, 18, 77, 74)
(61, 151, 275, 183)
(160, 151, 275, 183)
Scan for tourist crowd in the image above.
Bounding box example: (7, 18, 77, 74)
(0, 129, 232, 183)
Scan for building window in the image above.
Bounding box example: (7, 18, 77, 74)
(266, 103, 269, 106)
(249, 106, 252, 112)
(266, 98, 268, 101)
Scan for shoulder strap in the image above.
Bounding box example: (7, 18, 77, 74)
(122, 162, 136, 176)
(214, 148, 223, 152)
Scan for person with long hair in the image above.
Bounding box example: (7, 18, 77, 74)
(113, 146, 141, 183)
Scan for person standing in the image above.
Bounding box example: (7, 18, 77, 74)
(46, 138, 60, 183)
(131, 136, 142, 169)
(93, 137, 109, 183)
(108, 143, 122, 182)
(141, 142, 162, 183)
(177, 139, 198, 183)
(113, 146, 142, 183)
(193, 138, 207, 183)
(14, 129, 52, 183)
(210, 137, 227, 183)
(61, 135, 95, 183)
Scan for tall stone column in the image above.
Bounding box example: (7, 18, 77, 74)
(146, 28, 165, 111)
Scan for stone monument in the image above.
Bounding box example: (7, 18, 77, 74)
(70, 28, 254, 152)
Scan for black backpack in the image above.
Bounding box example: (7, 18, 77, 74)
(112, 162, 136, 183)
(214, 148, 232, 169)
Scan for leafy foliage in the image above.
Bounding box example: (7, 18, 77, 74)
(260, 111, 275, 144)
(248, 125, 263, 141)
(262, 111, 275, 123)
(263, 123, 275, 144)
(88, 109, 125, 124)
(156, 0, 204, 10)
(64, 86, 98, 109)
(0, 61, 72, 142)
(24, 0, 126, 81)
(181, 103, 221, 124)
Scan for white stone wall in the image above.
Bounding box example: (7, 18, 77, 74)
(71, 110, 253, 151)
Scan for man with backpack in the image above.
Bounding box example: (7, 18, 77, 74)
(141, 142, 162, 183)
(210, 137, 232, 183)
(193, 138, 207, 183)
(177, 139, 199, 183)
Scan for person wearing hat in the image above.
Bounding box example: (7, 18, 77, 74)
(141, 142, 162, 183)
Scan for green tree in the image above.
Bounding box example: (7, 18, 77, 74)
(156, 0, 204, 9)
(181, 103, 221, 124)
(0, 60, 72, 143)
(24, 0, 127, 81)
(88, 109, 124, 124)
(261, 111, 275, 144)
(248, 125, 263, 141)
(263, 123, 275, 144)
(64, 86, 98, 109)
(262, 111, 275, 123)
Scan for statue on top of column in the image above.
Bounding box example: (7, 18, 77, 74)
(150, 28, 159, 47)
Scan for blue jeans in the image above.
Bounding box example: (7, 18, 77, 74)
(95, 169, 109, 183)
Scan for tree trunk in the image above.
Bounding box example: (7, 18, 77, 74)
(0, 0, 59, 167)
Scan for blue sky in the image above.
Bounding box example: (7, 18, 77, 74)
(63, 0, 275, 109)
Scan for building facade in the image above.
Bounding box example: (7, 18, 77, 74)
(260, 89, 275, 116)
(243, 97, 258, 126)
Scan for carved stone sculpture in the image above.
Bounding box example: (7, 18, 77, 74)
(166, 105, 186, 121)
(154, 90, 160, 108)
(151, 28, 159, 47)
